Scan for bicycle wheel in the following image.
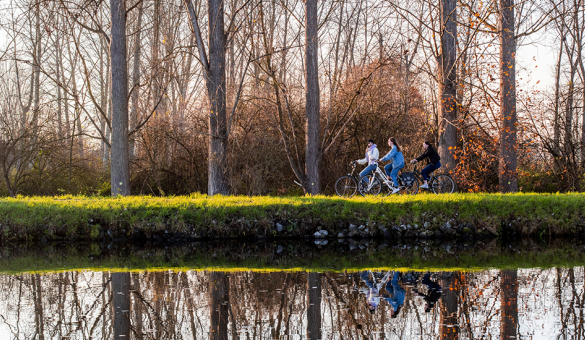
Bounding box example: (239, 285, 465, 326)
(335, 176, 358, 197)
(431, 174, 455, 194)
(358, 175, 382, 196)
(399, 176, 419, 195)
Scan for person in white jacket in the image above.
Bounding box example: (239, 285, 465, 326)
(356, 139, 379, 184)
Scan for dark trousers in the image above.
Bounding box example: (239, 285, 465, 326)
(421, 161, 441, 181)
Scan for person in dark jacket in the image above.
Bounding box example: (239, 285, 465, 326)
(410, 141, 441, 189)
(413, 273, 442, 313)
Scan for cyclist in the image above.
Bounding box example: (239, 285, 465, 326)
(359, 270, 391, 314)
(413, 273, 442, 313)
(410, 141, 441, 189)
(382, 271, 405, 318)
(356, 139, 379, 184)
(379, 137, 404, 194)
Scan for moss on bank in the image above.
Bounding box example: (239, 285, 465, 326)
(0, 193, 584, 242)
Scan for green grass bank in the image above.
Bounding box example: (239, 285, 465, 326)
(0, 193, 584, 242)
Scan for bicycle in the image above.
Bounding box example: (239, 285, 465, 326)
(410, 163, 456, 194)
(358, 162, 419, 196)
(334, 161, 360, 197)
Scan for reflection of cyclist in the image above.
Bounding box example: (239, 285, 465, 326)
(379, 137, 404, 194)
(359, 270, 390, 313)
(356, 139, 379, 184)
(410, 141, 441, 189)
(414, 273, 442, 313)
(382, 272, 405, 318)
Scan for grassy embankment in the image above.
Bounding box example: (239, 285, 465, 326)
(0, 193, 584, 242)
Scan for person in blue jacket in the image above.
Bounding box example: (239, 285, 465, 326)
(359, 270, 384, 313)
(378, 137, 404, 194)
(382, 271, 406, 318)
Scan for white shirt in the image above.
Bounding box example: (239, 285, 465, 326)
(357, 146, 379, 165)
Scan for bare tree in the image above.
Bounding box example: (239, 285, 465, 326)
(185, 0, 230, 195)
(304, 0, 321, 194)
(437, 0, 458, 172)
(110, 0, 131, 196)
(498, 0, 518, 192)
(129, 0, 144, 160)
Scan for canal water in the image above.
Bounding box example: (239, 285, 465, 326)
(0, 240, 583, 339)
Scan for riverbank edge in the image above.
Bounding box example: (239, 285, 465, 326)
(1, 238, 585, 274)
(1, 193, 584, 242)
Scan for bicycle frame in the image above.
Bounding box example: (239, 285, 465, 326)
(363, 164, 393, 191)
(412, 164, 439, 184)
(348, 162, 360, 180)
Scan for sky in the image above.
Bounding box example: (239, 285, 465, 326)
(516, 29, 557, 91)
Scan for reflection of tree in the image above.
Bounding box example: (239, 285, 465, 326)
(132, 273, 144, 338)
(181, 271, 198, 337)
(306, 272, 322, 340)
(440, 273, 460, 339)
(500, 269, 518, 339)
(274, 273, 290, 337)
(3, 267, 585, 338)
(209, 272, 229, 340)
(325, 273, 368, 337)
(32, 274, 45, 340)
(556, 268, 581, 339)
(111, 272, 131, 340)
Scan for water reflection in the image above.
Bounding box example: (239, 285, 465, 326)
(1, 267, 584, 338)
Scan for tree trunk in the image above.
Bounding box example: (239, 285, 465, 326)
(100, 35, 108, 167)
(498, 0, 518, 193)
(110, 0, 131, 196)
(55, 17, 63, 140)
(207, 0, 229, 195)
(209, 272, 229, 340)
(553, 36, 563, 165)
(129, 0, 144, 161)
(104, 85, 112, 168)
(152, 0, 161, 114)
(62, 39, 71, 140)
(500, 269, 518, 339)
(437, 0, 458, 172)
(32, 3, 41, 140)
(67, 38, 84, 160)
(306, 272, 322, 340)
(111, 272, 131, 340)
(76, 103, 84, 159)
(103, 55, 112, 168)
(564, 59, 576, 165)
(568, 0, 585, 169)
(304, 0, 321, 194)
